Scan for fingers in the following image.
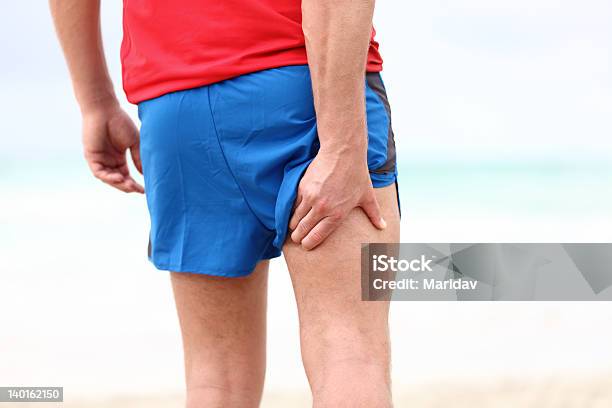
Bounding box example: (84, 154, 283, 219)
(90, 162, 144, 194)
(290, 208, 318, 244)
(112, 118, 143, 175)
(82, 107, 144, 194)
(130, 142, 143, 175)
(123, 176, 145, 194)
(290, 189, 386, 249)
(360, 190, 386, 230)
(100, 172, 144, 194)
(91, 165, 125, 185)
(300, 216, 341, 251)
(110, 176, 144, 194)
(291, 203, 344, 250)
(289, 194, 309, 231)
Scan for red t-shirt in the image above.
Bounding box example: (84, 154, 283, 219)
(120, 0, 383, 103)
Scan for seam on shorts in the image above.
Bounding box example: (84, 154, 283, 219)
(366, 73, 397, 175)
(205, 86, 272, 233)
(174, 92, 188, 269)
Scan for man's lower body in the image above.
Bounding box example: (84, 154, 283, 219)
(138, 65, 399, 407)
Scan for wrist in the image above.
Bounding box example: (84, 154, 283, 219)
(318, 125, 367, 157)
(76, 85, 119, 116)
(318, 140, 368, 164)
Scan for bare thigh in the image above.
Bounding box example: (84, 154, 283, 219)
(170, 262, 269, 408)
(283, 184, 400, 401)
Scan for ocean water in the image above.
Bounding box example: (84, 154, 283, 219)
(1, 154, 612, 398)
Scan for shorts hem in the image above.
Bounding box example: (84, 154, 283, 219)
(148, 253, 281, 278)
(371, 172, 397, 188)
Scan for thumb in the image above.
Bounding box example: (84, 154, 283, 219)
(361, 190, 386, 230)
(130, 142, 143, 175)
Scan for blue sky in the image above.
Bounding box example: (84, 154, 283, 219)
(0, 1, 610, 159)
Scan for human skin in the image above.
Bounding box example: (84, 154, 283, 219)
(49, 0, 384, 242)
(49, 0, 143, 194)
(170, 262, 269, 407)
(290, 0, 387, 251)
(170, 185, 398, 408)
(50, 0, 397, 406)
(284, 184, 399, 407)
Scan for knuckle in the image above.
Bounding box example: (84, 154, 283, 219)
(315, 199, 329, 213)
(296, 187, 306, 199)
(303, 191, 316, 204)
(328, 210, 344, 222)
(302, 186, 322, 203)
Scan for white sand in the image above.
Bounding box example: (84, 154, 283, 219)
(2, 182, 612, 401)
(9, 376, 612, 407)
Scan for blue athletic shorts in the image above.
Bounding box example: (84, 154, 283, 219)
(138, 65, 397, 277)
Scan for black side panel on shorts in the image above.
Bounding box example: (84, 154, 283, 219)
(366, 73, 397, 175)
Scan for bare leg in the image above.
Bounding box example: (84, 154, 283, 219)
(284, 184, 400, 408)
(171, 262, 269, 408)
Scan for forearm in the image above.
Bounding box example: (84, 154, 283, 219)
(302, 0, 375, 156)
(49, 0, 117, 113)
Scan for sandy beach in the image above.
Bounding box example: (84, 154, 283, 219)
(7, 375, 612, 407)
(2, 168, 612, 408)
